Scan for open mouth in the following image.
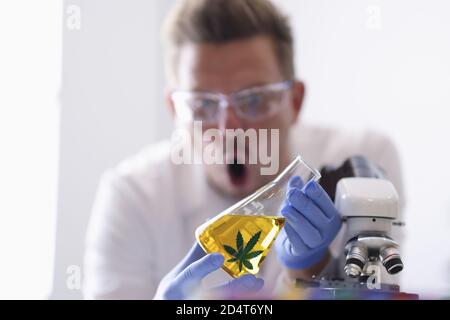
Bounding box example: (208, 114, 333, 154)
(227, 159, 248, 187)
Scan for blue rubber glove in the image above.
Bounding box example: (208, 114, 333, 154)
(154, 242, 264, 299)
(275, 176, 342, 269)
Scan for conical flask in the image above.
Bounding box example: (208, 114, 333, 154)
(195, 155, 321, 278)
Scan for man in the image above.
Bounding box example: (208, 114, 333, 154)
(83, 0, 404, 299)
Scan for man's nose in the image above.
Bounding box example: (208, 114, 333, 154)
(218, 102, 243, 131)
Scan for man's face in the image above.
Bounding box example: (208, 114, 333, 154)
(169, 36, 304, 198)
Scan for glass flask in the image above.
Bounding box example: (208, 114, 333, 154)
(195, 155, 321, 278)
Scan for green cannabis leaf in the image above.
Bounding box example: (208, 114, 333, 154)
(223, 230, 263, 272)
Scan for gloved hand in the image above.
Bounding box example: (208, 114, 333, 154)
(154, 242, 264, 299)
(275, 176, 342, 269)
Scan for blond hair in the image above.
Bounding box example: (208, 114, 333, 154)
(162, 0, 295, 85)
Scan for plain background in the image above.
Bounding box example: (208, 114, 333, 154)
(48, 0, 450, 299)
(0, 1, 61, 299)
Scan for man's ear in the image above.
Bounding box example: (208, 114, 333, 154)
(291, 80, 305, 124)
(165, 86, 176, 120)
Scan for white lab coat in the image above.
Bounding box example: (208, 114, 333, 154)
(83, 124, 405, 299)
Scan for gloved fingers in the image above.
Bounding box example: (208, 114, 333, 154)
(282, 223, 309, 255)
(286, 187, 330, 230)
(288, 176, 304, 189)
(174, 253, 224, 286)
(281, 205, 322, 248)
(188, 242, 208, 261)
(171, 242, 207, 277)
(304, 181, 340, 219)
(210, 274, 264, 296)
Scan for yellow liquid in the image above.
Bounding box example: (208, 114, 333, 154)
(197, 214, 285, 278)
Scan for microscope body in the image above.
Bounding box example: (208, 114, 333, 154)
(335, 177, 403, 279)
(297, 156, 419, 299)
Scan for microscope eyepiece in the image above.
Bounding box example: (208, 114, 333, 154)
(380, 246, 404, 274)
(344, 242, 368, 278)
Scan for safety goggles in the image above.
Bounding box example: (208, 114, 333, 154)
(171, 80, 293, 124)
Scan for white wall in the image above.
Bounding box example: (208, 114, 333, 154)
(0, 1, 61, 299)
(52, 0, 450, 298)
(52, 0, 175, 299)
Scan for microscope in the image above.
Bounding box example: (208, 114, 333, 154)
(296, 156, 417, 299)
(332, 156, 403, 280)
(337, 177, 403, 278)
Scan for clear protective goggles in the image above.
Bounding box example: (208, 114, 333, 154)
(171, 80, 293, 124)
